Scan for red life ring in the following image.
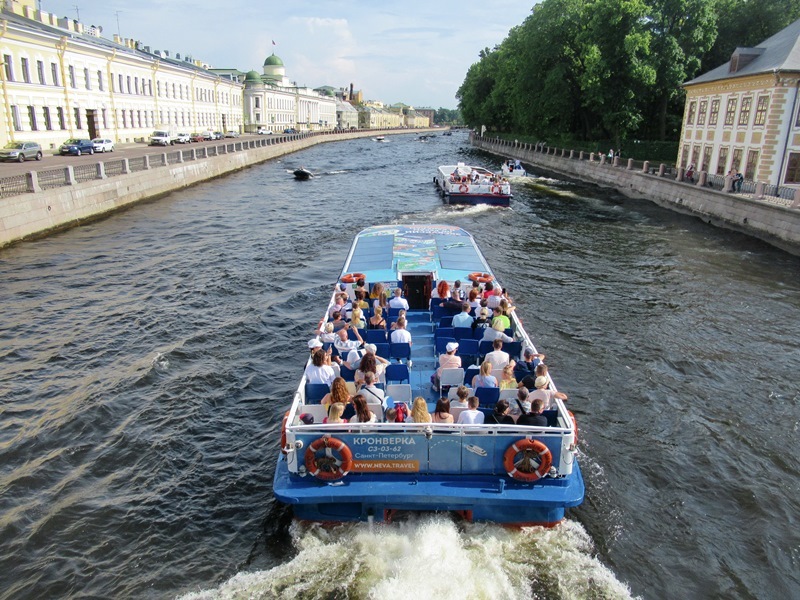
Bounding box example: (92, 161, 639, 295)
(280, 410, 290, 454)
(304, 435, 354, 481)
(459, 183, 469, 193)
(491, 184, 502, 194)
(503, 439, 552, 482)
(341, 272, 366, 284)
(468, 272, 494, 284)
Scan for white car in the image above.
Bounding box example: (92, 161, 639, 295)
(92, 138, 114, 152)
(224, 130, 240, 138)
(175, 133, 191, 144)
(257, 128, 273, 135)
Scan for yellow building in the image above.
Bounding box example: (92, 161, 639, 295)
(0, 0, 242, 150)
(681, 18, 800, 187)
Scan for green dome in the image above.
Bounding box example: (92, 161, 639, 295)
(245, 70, 262, 82)
(263, 54, 284, 67)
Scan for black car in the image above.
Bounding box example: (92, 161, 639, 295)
(283, 128, 298, 134)
(59, 139, 95, 156)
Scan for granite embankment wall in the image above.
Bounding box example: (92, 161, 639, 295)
(0, 129, 429, 249)
(473, 135, 800, 255)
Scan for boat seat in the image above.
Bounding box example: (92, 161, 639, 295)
(385, 363, 410, 384)
(365, 329, 387, 344)
(304, 382, 331, 404)
(385, 384, 412, 407)
(475, 386, 500, 408)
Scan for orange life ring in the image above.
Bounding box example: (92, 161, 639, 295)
(468, 272, 494, 284)
(503, 438, 552, 482)
(568, 410, 578, 446)
(280, 410, 290, 454)
(341, 272, 366, 284)
(491, 184, 501, 194)
(459, 183, 469, 193)
(304, 435, 354, 481)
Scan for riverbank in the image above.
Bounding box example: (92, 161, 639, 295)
(0, 128, 437, 249)
(472, 134, 800, 256)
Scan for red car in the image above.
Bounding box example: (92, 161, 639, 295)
(190, 133, 205, 142)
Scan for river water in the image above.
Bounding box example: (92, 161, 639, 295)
(1, 132, 798, 600)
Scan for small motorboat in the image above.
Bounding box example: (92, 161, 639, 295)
(293, 167, 313, 180)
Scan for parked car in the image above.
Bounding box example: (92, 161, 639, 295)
(0, 141, 42, 162)
(175, 133, 191, 144)
(91, 138, 115, 153)
(59, 139, 95, 156)
(190, 133, 205, 142)
(256, 127, 273, 135)
(212, 131, 224, 140)
(283, 128, 298, 134)
(224, 130, 240, 138)
(201, 131, 214, 141)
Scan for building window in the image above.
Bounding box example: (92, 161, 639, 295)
(126, 76, 131, 94)
(43, 106, 52, 130)
(157, 81, 161, 97)
(745, 150, 759, 178)
(98, 70, 104, 91)
(74, 107, 82, 129)
(10, 105, 21, 130)
(697, 100, 707, 126)
(255, 97, 261, 109)
(37, 60, 45, 84)
(716, 147, 728, 175)
(738, 97, 752, 126)
(118, 74, 123, 92)
(784, 152, 800, 183)
(731, 148, 743, 171)
(681, 144, 690, 168)
(121, 110, 127, 128)
(68, 65, 76, 88)
(102, 108, 107, 128)
(753, 95, 768, 126)
(21, 57, 30, 83)
(57, 106, 65, 129)
(27, 105, 37, 130)
(709, 99, 720, 126)
(51, 62, 59, 86)
(134, 77, 139, 95)
(724, 97, 737, 126)
(3, 55, 14, 81)
(702, 146, 712, 171)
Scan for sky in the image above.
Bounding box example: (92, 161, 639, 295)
(50, 0, 537, 109)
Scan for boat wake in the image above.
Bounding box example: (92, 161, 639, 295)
(178, 516, 636, 600)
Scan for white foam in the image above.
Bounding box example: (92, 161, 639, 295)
(177, 516, 637, 600)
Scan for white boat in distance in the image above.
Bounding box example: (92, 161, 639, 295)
(501, 159, 527, 179)
(434, 163, 512, 206)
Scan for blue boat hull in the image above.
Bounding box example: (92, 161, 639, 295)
(273, 456, 584, 526)
(444, 193, 511, 207)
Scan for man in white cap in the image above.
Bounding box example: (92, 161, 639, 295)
(431, 340, 462, 391)
(529, 375, 568, 409)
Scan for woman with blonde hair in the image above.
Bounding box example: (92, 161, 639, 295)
(499, 363, 517, 390)
(350, 306, 366, 329)
(370, 282, 387, 309)
(472, 360, 498, 389)
(408, 397, 432, 423)
(369, 305, 386, 329)
(324, 402, 346, 424)
(321, 376, 350, 408)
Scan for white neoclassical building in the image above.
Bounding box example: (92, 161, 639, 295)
(0, 0, 243, 150)
(681, 18, 800, 187)
(241, 54, 336, 133)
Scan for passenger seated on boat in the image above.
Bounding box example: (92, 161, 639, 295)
(354, 278, 368, 298)
(485, 399, 514, 425)
(485, 339, 511, 370)
(320, 376, 351, 409)
(349, 307, 366, 330)
(452, 302, 474, 328)
(481, 321, 514, 344)
(472, 307, 492, 332)
(370, 282, 388, 310)
(432, 341, 461, 392)
(329, 311, 347, 332)
(335, 325, 363, 357)
(451, 385, 470, 408)
(305, 349, 336, 386)
(513, 347, 544, 381)
(316, 322, 336, 343)
(390, 317, 412, 346)
(499, 364, 517, 390)
(299, 413, 315, 425)
(383, 407, 397, 423)
(328, 292, 347, 319)
(369, 306, 386, 329)
(457, 396, 485, 424)
(350, 394, 377, 423)
(432, 397, 454, 423)
(529, 376, 567, 409)
(508, 387, 531, 419)
(472, 361, 498, 389)
(353, 289, 370, 310)
(516, 398, 548, 427)
(388, 288, 410, 310)
(355, 352, 387, 386)
(518, 363, 552, 391)
(433, 280, 451, 301)
(406, 397, 432, 423)
(467, 288, 482, 312)
(452, 280, 465, 301)
(324, 402, 346, 424)
(359, 372, 386, 407)
(389, 309, 406, 330)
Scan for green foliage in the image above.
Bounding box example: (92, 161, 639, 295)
(456, 0, 800, 145)
(434, 108, 462, 125)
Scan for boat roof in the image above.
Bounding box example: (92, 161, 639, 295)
(341, 224, 490, 282)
